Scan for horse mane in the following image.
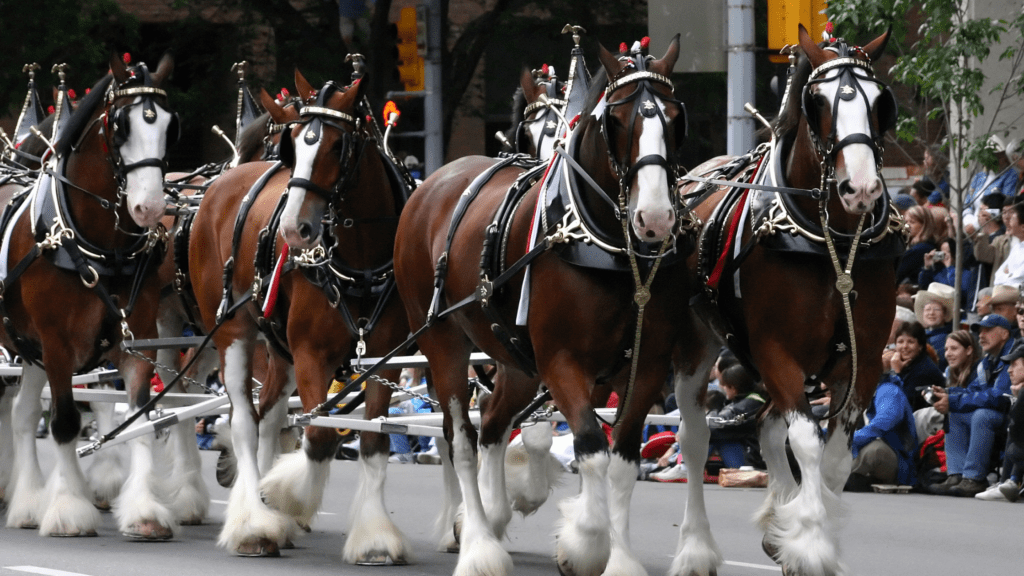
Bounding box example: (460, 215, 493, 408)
(504, 85, 527, 145)
(582, 67, 609, 118)
(16, 114, 56, 159)
(767, 49, 812, 142)
(55, 74, 114, 157)
(236, 110, 272, 162)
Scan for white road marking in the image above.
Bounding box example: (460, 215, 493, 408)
(725, 560, 783, 571)
(209, 499, 336, 515)
(5, 567, 93, 576)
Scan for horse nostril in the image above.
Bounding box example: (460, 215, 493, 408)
(636, 213, 646, 228)
(298, 222, 313, 240)
(838, 179, 855, 196)
(645, 230, 656, 239)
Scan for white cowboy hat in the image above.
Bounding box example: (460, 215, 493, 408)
(1006, 137, 1023, 163)
(987, 133, 1007, 154)
(914, 282, 955, 324)
(990, 283, 1019, 306)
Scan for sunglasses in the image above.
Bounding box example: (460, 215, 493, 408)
(1017, 307, 1024, 315)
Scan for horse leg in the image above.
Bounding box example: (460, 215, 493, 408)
(154, 310, 210, 525)
(114, 349, 177, 540)
(85, 384, 127, 511)
(342, 368, 412, 565)
(669, 350, 724, 576)
(477, 367, 540, 540)
(218, 337, 295, 555)
(5, 365, 48, 528)
(257, 352, 294, 476)
(39, 362, 101, 536)
(546, 363, 612, 576)
(0, 383, 15, 504)
(434, 431, 463, 552)
(423, 327, 512, 576)
(506, 416, 561, 516)
(769, 413, 843, 576)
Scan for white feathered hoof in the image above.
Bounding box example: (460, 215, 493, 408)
(555, 533, 610, 576)
(601, 544, 649, 576)
(235, 537, 282, 557)
(352, 550, 410, 566)
(39, 492, 101, 537)
(453, 536, 513, 576)
(123, 519, 174, 541)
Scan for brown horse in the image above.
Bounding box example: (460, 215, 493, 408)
(186, 70, 413, 560)
(670, 25, 902, 576)
(0, 53, 179, 538)
(501, 67, 567, 161)
(390, 39, 687, 576)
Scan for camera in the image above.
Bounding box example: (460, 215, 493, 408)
(932, 251, 945, 263)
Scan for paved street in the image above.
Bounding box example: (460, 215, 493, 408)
(1, 441, 1019, 576)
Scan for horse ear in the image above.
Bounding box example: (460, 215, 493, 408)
(150, 53, 175, 87)
(798, 24, 829, 67)
(294, 68, 316, 101)
(520, 68, 536, 98)
(653, 34, 680, 75)
(597, 43, 626, 81)
(260, 88, 290, 123)
(862, 26, 892, 62)
(109, 52, 129, 84)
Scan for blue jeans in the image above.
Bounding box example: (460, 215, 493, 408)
(709, 440, 747, 468)
(946, 408, 1005, 480)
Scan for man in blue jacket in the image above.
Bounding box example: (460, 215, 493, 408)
(929, 313, 1016, 496)
(846, 372, 918, 491)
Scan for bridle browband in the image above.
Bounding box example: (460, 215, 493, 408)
(517, 78, 565, 155)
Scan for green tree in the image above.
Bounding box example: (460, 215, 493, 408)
(829, 0, 1024, 324)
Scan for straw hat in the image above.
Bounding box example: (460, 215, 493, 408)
(989, 283, 1019, 306)
(914, 282, 955, 324)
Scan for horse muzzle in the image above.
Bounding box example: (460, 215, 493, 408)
(837, 177, 882, 215)
(632, 206, 676, 242)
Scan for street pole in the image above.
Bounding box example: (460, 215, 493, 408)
(727, 0, 755, 156)
(423, 0, 443, 175)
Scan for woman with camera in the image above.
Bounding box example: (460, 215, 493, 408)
(919, 238, 977, 320)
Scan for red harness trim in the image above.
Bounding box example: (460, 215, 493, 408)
(262, 243, 288, 318)
(706, 154, 767, 290)
(525, 154, 560, 248)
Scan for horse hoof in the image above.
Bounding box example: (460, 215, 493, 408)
(355, 552, 408, 566)
(235, 538, 281, 557)
(297, 521, 311, 533)
(283, 539, 295, 549)
(445, 545, 460, 553)
(94, 499, 111, 512)
(18, 522, 39, 530)
(50, 528, 98, 537)
(123, 521, 173, 541)
(178, 517, 203, 526)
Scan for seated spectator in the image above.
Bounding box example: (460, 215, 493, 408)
(914, 330, 982, 441)
(988, 283, 1019, 325)
(991, 201, 1024, 288)
(846, 370, 918, 491)
(921, 145, 950, 197)
(928, 313, 1016, 497)
(974, 341, 1024, 501)
(704, 365, 766, 470)
(913, 282, 956, 370)
(893, 193, 917, 215)
(890, 321, 946, 411)
(929, 204, 951, 243)
(962, 134, 1021, 233)
(919, 238, 976, 312)
(909, 180, 933, 206)
(897, 205, 940, 285)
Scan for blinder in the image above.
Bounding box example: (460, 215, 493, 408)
(109, 99, 180, 151)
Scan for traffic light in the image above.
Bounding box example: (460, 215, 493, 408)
(395, 7, 425, 92)
(767, 0, 829, 63)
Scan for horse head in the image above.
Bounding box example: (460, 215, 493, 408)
(105, 52, 178, 229)
(275, 69, 367, 250)
(244, 90, 302, 164)
(514, 67, 565, 160)
(592, 36, 685, 243)
(798, 24, 894, 215)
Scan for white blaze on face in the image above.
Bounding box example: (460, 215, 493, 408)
(816, 68, 884, 214)
(279, 125, 322, 248)
(120, 98, 171, 228)
(629, 99, 675, 242)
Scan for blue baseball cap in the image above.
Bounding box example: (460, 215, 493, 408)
(928, 190, 943, 204)
(971, 313, 1013, 332)
(893, 194, 916, 211)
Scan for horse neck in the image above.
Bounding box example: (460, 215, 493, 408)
(785, 125, 862, 234)
(61, 137, 139, 248)
(329, 149, 397, 268)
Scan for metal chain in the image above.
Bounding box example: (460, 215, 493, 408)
(120, 342, 222, 395)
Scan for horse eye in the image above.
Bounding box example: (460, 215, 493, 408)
(813, 94, 828, 108)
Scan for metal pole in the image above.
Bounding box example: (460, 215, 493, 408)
(423, 0, 443, 175)
(726, 0, 755, 155)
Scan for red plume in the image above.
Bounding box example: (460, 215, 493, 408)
(47, 105, 55, 114)
(123, 53, 131, 64)
(68, 89, 77, 99)
(825, 21, 834, 34)
(542, 63, 549, 76)
(619, 42, 628, 54)
(640, 36, 651, 50)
